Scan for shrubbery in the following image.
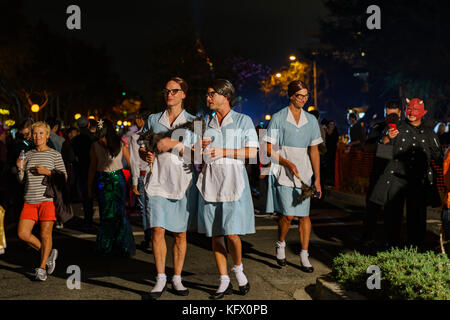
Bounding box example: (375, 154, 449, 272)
(332, 247, 450, 300)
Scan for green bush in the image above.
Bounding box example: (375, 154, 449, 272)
(332, 247, 450, 300)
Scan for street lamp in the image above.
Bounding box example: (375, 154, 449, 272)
(265, 114, 271, 121)
(31, 104, 40, 113)
(117, 120, 123, 126)
(74, 113, 81, 120)
(275, 73, 282, 78)
(289, 55, 296, 61)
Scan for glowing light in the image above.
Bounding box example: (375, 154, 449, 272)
(260, 122, 264, 125)
(88, 115, 95, 120)
(31, 104, 40, 113)
(275, 73, 282, 78)
(265, 114, 271, 121)
(361, 52, 365, 57)
(289, 55, 296, 61)
(0, 109, 10, 115)
(117, 120, 123, 126)
(308, 106, 315, 112)
(358, 112, 365, 119)
(74, 113, 81, 120)
(123, 121, 128, 126)
(5, 119, 15, 126)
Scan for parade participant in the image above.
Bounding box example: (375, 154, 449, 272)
(140, 77, 198, 299)
(362, 100, 402, 246)
(197, 79, 258, 299)
(264, 80, 322, 273)
(87, 119, 135, 257)
(16, 121, 66, 281)
(129, 110, 151, 249)
(370, 98, 443, 248)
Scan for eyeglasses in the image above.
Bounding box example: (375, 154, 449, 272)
(206, 91, 218, 98)
(294, 93, 309, 100)
(163, 88, 183, 96)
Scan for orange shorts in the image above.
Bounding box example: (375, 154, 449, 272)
(20, 201, 56, 222)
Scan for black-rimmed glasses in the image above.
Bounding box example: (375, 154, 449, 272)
(163, 88, 183, 96)
(294, 93, 309, 100)
(206, 91, 218, 98)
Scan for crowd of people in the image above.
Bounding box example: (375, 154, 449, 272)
(0, 76, 448, 299)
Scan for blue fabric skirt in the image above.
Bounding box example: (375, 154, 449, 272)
(197, 171, 255, 237)
(266, 174, 311, 217)
(147, 180, 198, 233)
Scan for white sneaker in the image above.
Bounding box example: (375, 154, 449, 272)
(35, 268, 47, 281)
(46, 249, 58, 275)
(55, 222, 64, 229)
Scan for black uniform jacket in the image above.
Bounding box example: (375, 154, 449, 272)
(369, 120, 443, 207)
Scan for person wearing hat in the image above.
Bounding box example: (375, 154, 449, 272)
(71, 116, 98, 232)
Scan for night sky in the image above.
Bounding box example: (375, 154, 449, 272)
(22, 0, 327, 104)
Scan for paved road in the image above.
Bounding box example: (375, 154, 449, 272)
(0, 189, 442, 300)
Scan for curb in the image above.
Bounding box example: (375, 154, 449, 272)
(313, 273, 367, 300)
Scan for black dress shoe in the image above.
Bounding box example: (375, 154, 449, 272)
(172, 283, 189, 296)
(211, 283, 232, 300)
(299, 266, 314, 273)
(276, 258, 286, 267)
(148, 283, 167, 300)
(238, 282, 250, 295)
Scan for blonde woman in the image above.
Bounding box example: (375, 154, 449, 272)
(16, 121, 67, 281)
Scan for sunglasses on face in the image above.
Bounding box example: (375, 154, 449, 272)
(162, 88, 183, 96)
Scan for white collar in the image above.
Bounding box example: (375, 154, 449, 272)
(209, 110, 233, 130)
(158, 109, 186, 129)
(286, 107, 308, 128)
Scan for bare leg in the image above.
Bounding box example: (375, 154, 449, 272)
(212, 236, 228, 275)
(298, 216, 311, 250)
(39, 221, 54, 269)
(278, 215, 294, 242)
(17, 219, 40, 251)
(152, 227, 167, 275)
(226, 235, 242, 266)
(172, 232, 187, 276)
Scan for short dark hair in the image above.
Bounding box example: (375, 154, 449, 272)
(385, 100, 401, 110)
(348, 113, 357, 120)
(167, 77, 189, 94)
(288, 80, 308, 98)
(209, 79, 236, 106)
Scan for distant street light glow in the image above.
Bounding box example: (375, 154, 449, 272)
(275, 73, 281, 78)
(31, 104, 40, 113)
(74, 113, 81, 120)
(117, 120, 122, 126)
(88, 115, 95, 119)
(289, 55, 296, 61)
(265, 114, 271, 121)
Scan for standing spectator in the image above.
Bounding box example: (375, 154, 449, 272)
(46, 117, 65, 153)
(434, 122, 447, 145)
(264, 80, 322, 273)
(61, 127, 79, 199)
(346, 113, 365, 150)
(88, 119, 97, 134)
(72, 117, 97, 232)
(16, 121, 66, 281)
(362, 100, 401, 246)
(325, 120, 339, 186)
(87, 119, 135, 257)
(370, 98, 443, 248)
(197, 79, 257, 299)
(129, 110, 152, 249)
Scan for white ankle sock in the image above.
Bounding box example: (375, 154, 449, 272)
(276, 241, 286, 260)
(172, 275, 187, 291)
(217, 275, 230, 293)
(231, 264, 248, 286)
(300, 250, 312, 267)
(151, 273, 167, 292)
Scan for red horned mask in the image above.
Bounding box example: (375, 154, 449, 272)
(405, 98, 427, 121)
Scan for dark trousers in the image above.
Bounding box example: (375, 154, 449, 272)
(384, 181, 427, 247)
(76, 170, 94, 224)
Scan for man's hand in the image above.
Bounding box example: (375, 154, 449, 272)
(314, 179, 322, 199)
(284, 160, 299, 178)
(387, 128, 399, 140)
(132, 185, 140, 195)
(205, 147, 224, 161)
(156, 137, 172, 153)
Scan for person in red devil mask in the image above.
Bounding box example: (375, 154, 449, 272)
(369, 98, 443, 249)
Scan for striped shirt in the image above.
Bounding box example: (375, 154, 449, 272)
(19, 149, 67, 204)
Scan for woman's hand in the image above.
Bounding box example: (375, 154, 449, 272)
(157, 137, 173, 153)
(35, 165, 51, 176)
(132, 185, 140, 195)
(284, 160, 299, 178)
(205, 147, 225, 161)
(16, 157, 28, 170)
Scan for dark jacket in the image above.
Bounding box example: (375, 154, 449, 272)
(369, 120, 443, 207)
(42, 169, 74, 223)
